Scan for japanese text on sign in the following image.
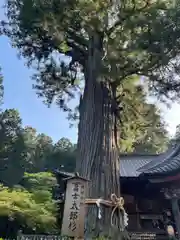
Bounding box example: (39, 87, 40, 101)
(68, 182, 81, 232)
(61, 177, 87, 238)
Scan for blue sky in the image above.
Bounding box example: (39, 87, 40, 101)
(0, 6, 180, 143)
(0, 34, 78, 143)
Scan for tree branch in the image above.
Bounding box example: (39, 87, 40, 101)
(67, 28, 88, 49)
(107, 0, 160, 36)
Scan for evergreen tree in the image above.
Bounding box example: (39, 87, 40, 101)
(0, 109, 26, 186)
(2, 0, 180, 237)
(118, 77, 169, 153)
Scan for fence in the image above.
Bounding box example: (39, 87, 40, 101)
(1, 232, 169, 240)
(129, 232, 168, 240)
(17, 235, 71, 240)
(17, 235, 65, 240)
(0, 235, 64, 240)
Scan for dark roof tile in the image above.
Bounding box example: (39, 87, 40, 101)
(138, 144, 180, 175)
(120, 158, 152, 177)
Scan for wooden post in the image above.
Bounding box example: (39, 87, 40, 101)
(171, 198, 180, 239)
(61, 173, 89, 239)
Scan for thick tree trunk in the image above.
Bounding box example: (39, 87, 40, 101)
(76, 33, 123, 239)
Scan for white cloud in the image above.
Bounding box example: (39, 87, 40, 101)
(147, 95, 179, 137)
(162, 102, 180, 136)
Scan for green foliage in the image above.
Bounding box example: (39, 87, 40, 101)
(0, 109, 26, 186)
(0, 107, 76, 185)
(0, 182, 57, 233)
(0, 81, 74, 233)
(54, 137, 74, 151)
(21, 172, 58, 233)
(46, 138, 76, 172)
(22, 127, 54, 172)
(0, 95, 75, 234)
(119, 77, 169, 153)
(22, 172, 57, 191)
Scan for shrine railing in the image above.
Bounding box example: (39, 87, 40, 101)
(129, 231, 168, 240)
(17, 235, 67, 240)
(16, 232, 168, 240)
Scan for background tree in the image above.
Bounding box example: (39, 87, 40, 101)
(0, 109, 26, 186)
(0, 110, 76, 185)
(3, 0, 180, 237)
(133, 104, 169, 154)
(22, 128, 53, 172)
(46, 137, 76, 172)
(34, 133, 53, 171)
(115, 77, 169, 153)
(0, 172, 58, 237)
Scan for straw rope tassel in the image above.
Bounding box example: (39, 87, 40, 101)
(110, 193, 125, 229)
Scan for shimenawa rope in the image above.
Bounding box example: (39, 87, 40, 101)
(110, 193, 125, 229)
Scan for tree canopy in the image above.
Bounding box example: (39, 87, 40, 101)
(2, 0, 180, 103)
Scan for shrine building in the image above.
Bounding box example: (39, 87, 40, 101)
(55, 139, 180, 239)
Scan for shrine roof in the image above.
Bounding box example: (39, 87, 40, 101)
(120, 142, 180, 177)
(120, 155, 153, 177)
(55, 142, 180, 178)
(138, 143, 180, 176)
(55, 170, 74, 178)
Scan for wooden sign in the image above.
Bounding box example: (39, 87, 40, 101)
(61, 174, 89, 238)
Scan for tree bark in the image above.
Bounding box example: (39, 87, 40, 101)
(76, 32, 122, 239)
